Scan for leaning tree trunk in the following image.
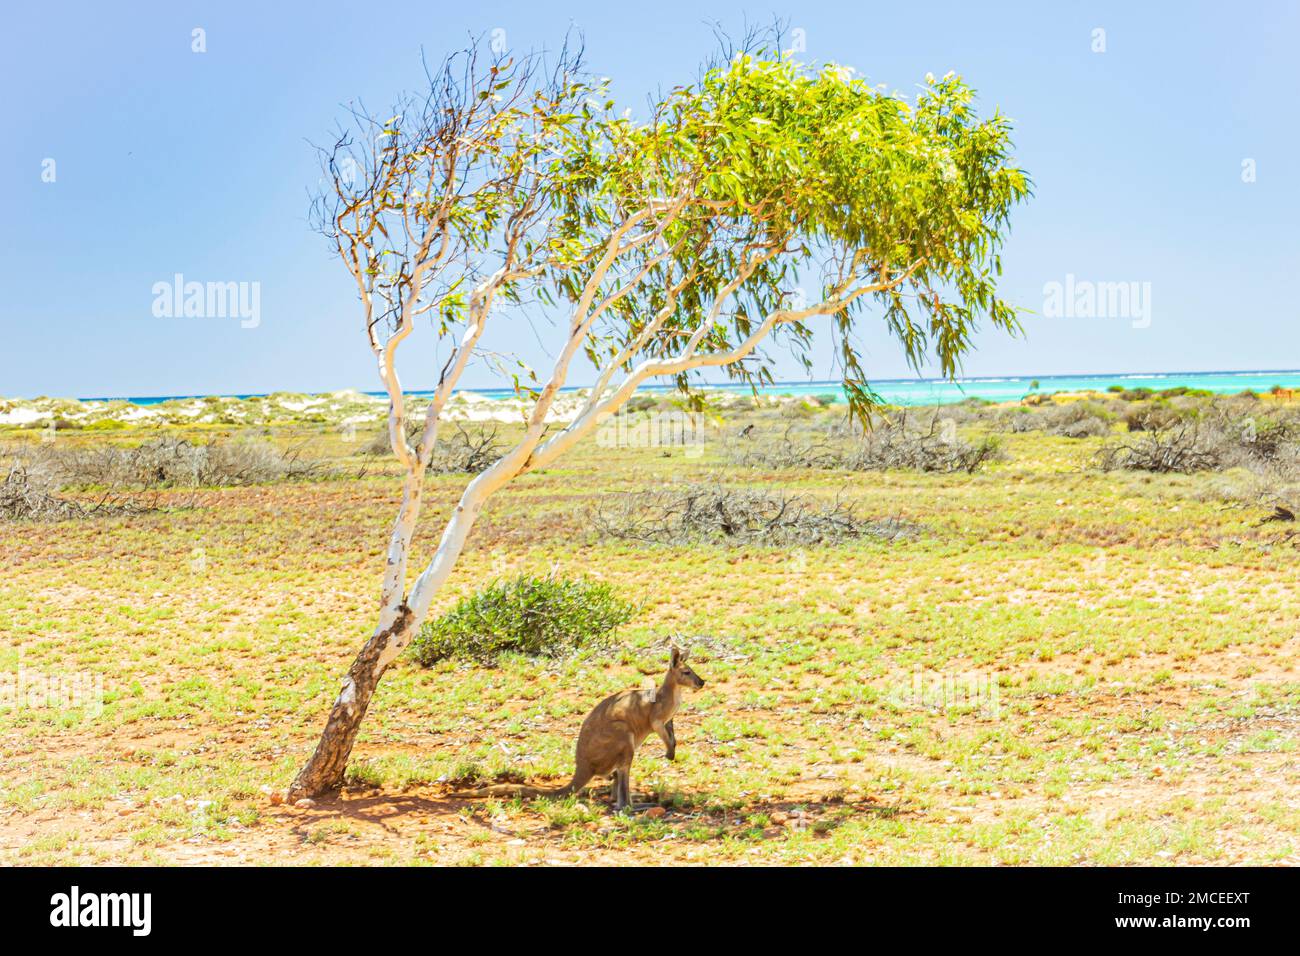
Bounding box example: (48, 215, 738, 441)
(286, 477, 492, 799)
(286, 605, 414, 801)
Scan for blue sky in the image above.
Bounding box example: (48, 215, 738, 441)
(2, 1, 1296, 399)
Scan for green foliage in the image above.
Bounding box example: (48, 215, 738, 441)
(562, 49, 1031, 425)
(410, 573, 637, 665)
(315, 32, 1029, 453)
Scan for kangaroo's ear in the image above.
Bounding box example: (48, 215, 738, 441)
(670, 645, 681, 668)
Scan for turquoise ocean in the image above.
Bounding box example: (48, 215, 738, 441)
(93, 370, 1300, 408)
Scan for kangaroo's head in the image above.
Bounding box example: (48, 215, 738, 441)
(669, 645, 706, 690)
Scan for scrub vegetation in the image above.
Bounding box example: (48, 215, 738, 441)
(1, 387, 1295, 865)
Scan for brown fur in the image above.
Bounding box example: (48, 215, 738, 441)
(451, 646, 705, 810)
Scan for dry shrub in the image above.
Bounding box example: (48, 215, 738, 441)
(1044, 402, 1113, 438)
(590, 484, 921, 546)
(39, 437, 327, 489)
(926, 400, 997, 427)
(732, 411, 1000, 474)
(998, 409, 1038, 433)
(1096, 413, 1300, 475)
(364, 422, 502, 473)
(1121, 402, 1185, 433)
(1096, 421, 1221, 473)
(851, 415, 1002, 472)
(999, 401, 1113, 438)
(0, 465, 152, 520)
(728, 422, 854, 470)
(427, 425, 503, 473)
(1209, 469, 1300, 515)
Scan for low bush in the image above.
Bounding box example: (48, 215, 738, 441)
(1121, 401, 1185, 433)
(0, 464, 152, 520)
(364, 422, 502, 473)
(410, 573, 637, 665)
(1096, 413, 1300, 474)
(590, 483, 921, 546)
(1000, 401, 1112, 438)
(39, 436, 328, 489)
(1096, 422, 1221, 473)
(849, 416, 1002, 472)
(731, 412, 1001, 474)
(1118, 387, 1154, 401)
(624, 395, 660, 414)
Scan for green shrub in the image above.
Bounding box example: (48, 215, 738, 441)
(410, 573, 637, 665)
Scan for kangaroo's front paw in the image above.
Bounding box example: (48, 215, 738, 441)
(665, 748, 676, 761)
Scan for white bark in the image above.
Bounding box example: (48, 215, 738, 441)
(376, 255, 921, 669)
(295, 167, 922, 796)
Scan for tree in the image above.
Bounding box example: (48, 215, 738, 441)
(288, 37, 1030, 800)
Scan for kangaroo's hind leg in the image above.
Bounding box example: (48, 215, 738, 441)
(616, 757, 660, 814)
(613, 737, 637, 811)
(610, 766, 633, 811)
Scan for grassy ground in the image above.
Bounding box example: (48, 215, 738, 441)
(1, 398, 1297, 865)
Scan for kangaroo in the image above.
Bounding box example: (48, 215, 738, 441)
(452, 646, 706, 811)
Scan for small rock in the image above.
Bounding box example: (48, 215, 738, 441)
(643, 806, 666, 819)
(294, 798, 317, 809)
(269, 792, 284, 806)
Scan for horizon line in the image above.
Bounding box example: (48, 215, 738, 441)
(32, 366, 1300, 404)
